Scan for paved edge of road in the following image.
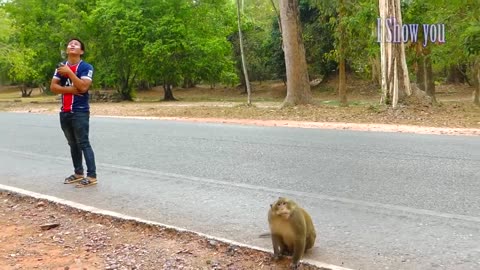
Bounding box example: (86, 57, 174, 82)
(2, 111, 479, 136)
(0, 184, 354, 270)
(95, 115, 480, 136)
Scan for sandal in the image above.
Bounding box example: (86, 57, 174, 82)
(64, 174, 84, 184)
(75, 177, 97, 188)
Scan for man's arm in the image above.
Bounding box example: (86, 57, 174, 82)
(50, 78, 79, 94)
(56, 65, 93, 93)
(65, 72, 92, 93)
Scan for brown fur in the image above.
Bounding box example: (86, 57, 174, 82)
(268, 197, 316, 269)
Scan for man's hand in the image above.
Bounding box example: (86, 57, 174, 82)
(68, 85, 83, 96)
(73, 87, 84, 96)
(53, 63, 92, 93)
(56, 64, 73, 77)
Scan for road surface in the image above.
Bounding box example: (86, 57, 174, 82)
(0, 112, 479, 270)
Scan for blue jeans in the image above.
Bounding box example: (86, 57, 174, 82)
(60, 112, 96, 178)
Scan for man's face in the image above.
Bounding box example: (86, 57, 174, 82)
(66, 40, 84, 56)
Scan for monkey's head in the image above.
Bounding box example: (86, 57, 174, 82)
(270, 197, 297, 219)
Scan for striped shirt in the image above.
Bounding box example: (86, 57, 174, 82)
(53, 60, 93, 113)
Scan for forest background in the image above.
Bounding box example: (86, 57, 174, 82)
(0, 0, 479, 128)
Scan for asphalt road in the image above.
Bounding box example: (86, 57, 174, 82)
(0, 112, 479, 270)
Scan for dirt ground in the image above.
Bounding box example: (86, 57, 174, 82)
(0, 192, 326, 270)
(0, 82, 479, 134)
(0, 81, 478, 269)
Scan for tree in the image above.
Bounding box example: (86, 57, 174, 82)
(410, 0, 479, 105)
(378, 0, 411, 107)
(299, 0, 338, 79)
(402, 0, 438, 104)
(337, 0, 347, 106)
(89, 0, 148, 101)
(230, 0, 276, 85)
(1, 46, 41, 97)
(2, 0, 80, 93)
(475, 58, 480, 106)
(0, 7, 12, 84)
(280, 0, 312, 106)
(236, 0, 251, 104)
(264, 17, 286, 83)
(433, 0, 480, 105)
(463, 23, 480, 105)
(413, 43, 436, 103)
(142, 0, 237, 101)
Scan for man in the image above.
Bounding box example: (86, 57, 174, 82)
(50, 38, 97, 187)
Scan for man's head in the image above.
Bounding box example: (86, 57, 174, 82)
(66, 38, 85, 57)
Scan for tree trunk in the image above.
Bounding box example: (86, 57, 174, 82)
(237, 67, 247, 93)
(338, 59, 347, 106)
(118, 75, 135, 101)
(119, 83, 133, 101)
(137, 80, 151, 91)
(416, 58, 425, 91)
(182, 78, 195, 88)
(39, 84, 46, 94)
(120, 90, 133, 101)
(379, 0, 411, 107)
(280, 0, 312, 106)
(415, 45, 436, 104)
(371, 56, 381, 86)
(163, 83, 177, 101)
(475, 59, 480, 106)
(446, 65, 466, 84)
(20, 85, 33, 97)
(424, 55, 436, 103)
(236, 0, 251, 104)
(338, 0, 347, 106)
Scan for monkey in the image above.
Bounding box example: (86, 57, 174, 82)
(267, 197, 316, 269)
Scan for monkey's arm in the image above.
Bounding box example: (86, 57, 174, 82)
(291, 237, 306, 268)
(302, 208, 317, 250)
(290, 211, 307, 267)
(271, 234, 284, 259)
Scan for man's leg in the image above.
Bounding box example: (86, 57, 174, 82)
(60, 112, 84, 176)
(72, 112, 96, 179)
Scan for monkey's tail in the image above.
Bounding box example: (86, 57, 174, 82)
(258, 232, 271, 238)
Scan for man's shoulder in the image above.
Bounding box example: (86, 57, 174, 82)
(80, 61, 93, 70)
(78, 61, 94, 79)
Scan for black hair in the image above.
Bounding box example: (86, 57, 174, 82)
(67, 38, 85, 53)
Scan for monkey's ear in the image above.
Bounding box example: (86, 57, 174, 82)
(270, 204, 273, 208)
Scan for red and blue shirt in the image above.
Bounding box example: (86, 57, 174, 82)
(53, 60, 94, 113)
